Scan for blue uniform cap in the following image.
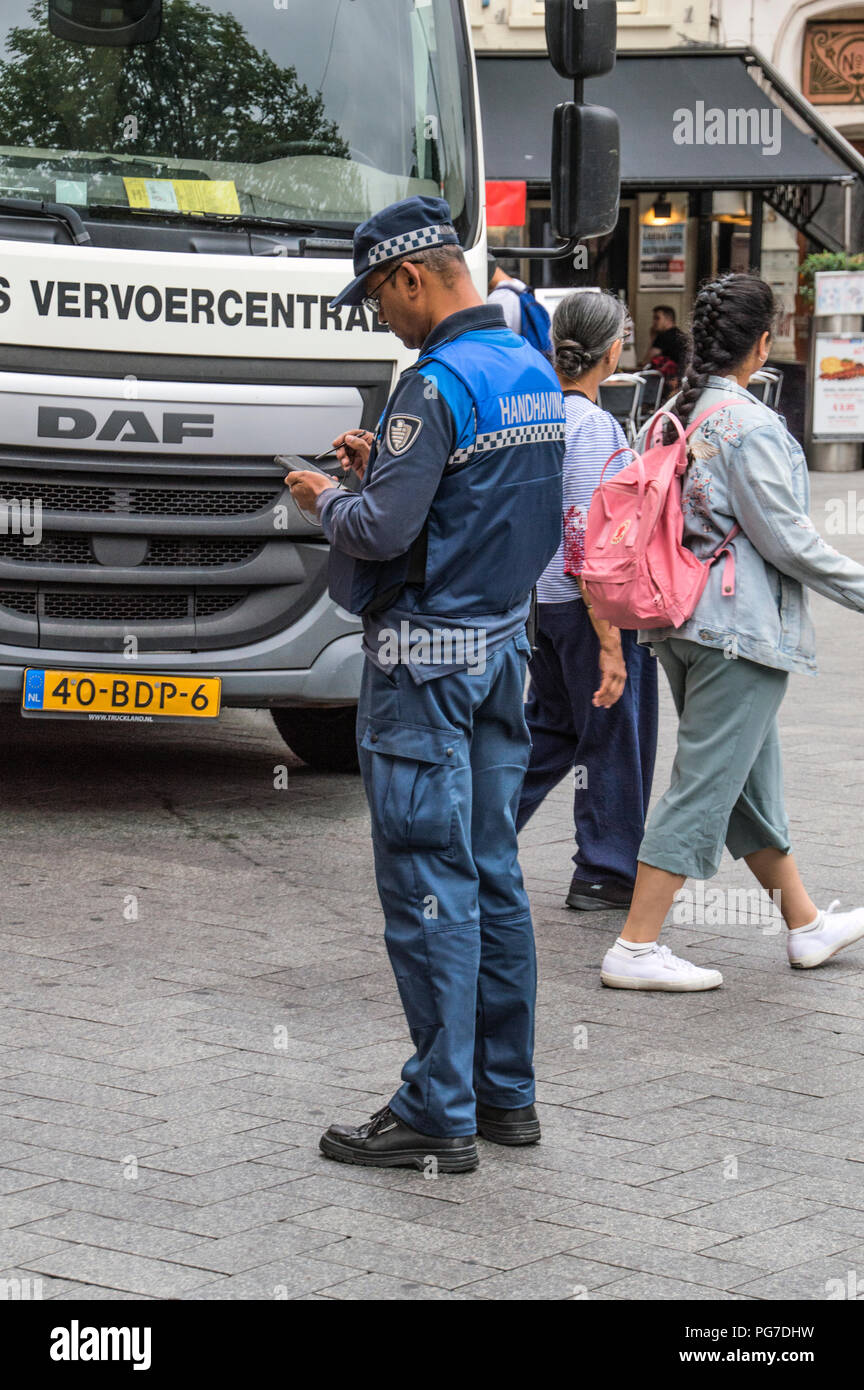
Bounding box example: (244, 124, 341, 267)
(330, 195, 460, 310)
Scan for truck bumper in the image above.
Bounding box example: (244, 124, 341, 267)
(0, 592, 365, 708)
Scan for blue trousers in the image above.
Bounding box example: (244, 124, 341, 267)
(516, 599, 658, 888)
(357, 635, 536, 1138)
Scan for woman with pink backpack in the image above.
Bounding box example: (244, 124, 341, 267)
(592, 273, 864, 991)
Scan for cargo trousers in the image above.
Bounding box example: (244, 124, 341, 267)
(357, 633, 537, 1137)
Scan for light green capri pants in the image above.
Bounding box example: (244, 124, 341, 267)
(638, 637, 791, 881)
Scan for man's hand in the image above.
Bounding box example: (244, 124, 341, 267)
(593, 640, 627, 708)
(285, 470, 338, 513)
(333, 429, 373, 482)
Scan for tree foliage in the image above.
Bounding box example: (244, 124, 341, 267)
(0, 0, 348, 163)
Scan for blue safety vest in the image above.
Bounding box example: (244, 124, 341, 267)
(326, 315, 565, 620)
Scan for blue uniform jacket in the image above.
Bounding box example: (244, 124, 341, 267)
(317, 304, 565, 662)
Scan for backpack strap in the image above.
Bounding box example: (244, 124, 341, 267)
(709, 522, 741, 598)
(645, 398, 741, 452)
(644, 401, 743, 596)
(645, 407, 687, 450)
(685, 398, 744, 439)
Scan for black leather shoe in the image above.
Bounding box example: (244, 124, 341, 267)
(476, 1102, 541, 1146)
(566, 874, 634, 911)
(319, 1105, 479, 1172)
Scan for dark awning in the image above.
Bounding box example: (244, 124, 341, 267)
(477, 50, 860, 190)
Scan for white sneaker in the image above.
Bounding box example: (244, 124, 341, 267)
(600, 942, 723, 992)
(787, 901, 864, 969)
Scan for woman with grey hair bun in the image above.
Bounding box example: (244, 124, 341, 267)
(516, 291, 659, 912)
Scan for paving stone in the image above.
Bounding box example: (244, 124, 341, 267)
(637, 1135, 768, 1172)
(143, 1163, 292, 1205)
(21, 1244, 226, 1297)
(20, 1211, 212, 1259)
(48, 1284, 160, 1300)
(509, 1167, 702, 1219)
(806, 1208, 864, 1241)
(571, 1234, 758, 1290)
(179, 1255, 359, 1300)
(166, 1222, 344, 1273)
(456, 1220, 600, 1271)
(645, 1159, 796, 1203)
(451, 1253, 625, 1300)
(0, 1191, 68, 1227)
(534, 1201, 730, 1251)
(309, 1272, 483, 1300)
(281, 1236, 496, 1291)
(592, 1272, 748, 1300)
(674, 1191, 831, 1235)
(699, 1221, 856, 1271)
(729, 1247, 864, 1300)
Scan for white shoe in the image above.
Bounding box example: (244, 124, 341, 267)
(787, 901, 864, 969)
(600, 942, 723, 992)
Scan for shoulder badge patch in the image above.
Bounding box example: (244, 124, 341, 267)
(386, 414, 423, 455)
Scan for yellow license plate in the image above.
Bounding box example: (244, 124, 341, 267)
(22, 668, 222, 721)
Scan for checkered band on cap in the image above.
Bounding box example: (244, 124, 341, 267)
(368, 223, 457, 267)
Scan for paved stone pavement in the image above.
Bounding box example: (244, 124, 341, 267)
(2, 470, 864, 1302)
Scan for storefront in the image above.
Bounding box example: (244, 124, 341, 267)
(478, 46, 864, 436)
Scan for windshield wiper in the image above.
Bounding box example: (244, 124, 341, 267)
(0, 196, 91, 245)
(88, 203, 354, 248)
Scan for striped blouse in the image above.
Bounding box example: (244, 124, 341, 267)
(536, 390, 630, 604)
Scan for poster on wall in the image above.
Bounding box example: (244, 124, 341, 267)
(763, 247, 800, 360)
(639, 223, 686, 290)
(813, 334, 864, 438)
(815, 272, 864, 317)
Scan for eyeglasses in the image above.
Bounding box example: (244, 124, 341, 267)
(363, 263, 402, 314)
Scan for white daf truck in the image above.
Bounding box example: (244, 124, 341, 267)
(0, 0, 486, 768)
(0, 0, 615, 769)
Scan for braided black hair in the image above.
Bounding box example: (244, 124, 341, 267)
(666, 273, 777, 442)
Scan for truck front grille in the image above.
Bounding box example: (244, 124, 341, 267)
(0, 588, 37, 614)
(44, 592, 190, 622)
(0, 443, 330, 652)
(0, 533, 262, 568)
(0, 476, 281, 517)
(37, 591, 246, 622)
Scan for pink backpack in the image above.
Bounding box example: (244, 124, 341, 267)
(580, 402, 740, 630)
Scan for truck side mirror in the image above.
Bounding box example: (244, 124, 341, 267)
(552, 103, 620, 242)
(545, 0, 617, 81)
(48, 0, 162, 46)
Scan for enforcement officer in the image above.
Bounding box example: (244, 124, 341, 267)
(286, 197, 564, 1173)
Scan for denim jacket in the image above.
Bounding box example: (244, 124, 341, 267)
(638, 376, 864, 675)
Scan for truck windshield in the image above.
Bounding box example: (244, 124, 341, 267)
(0, 0, 475, 237)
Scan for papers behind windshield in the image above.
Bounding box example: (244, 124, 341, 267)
(123, 177, 241, 215)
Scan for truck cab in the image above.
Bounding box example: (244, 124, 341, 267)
(0, 0, 483, 768)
